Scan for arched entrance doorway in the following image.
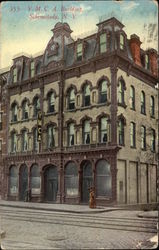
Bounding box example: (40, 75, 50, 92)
(44, 165, 58, 202)
(19, 164, 28, 201)
(81, 161, 93, 203)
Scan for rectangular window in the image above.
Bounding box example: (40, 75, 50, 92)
(150, 129, 155, 152)
(31, 61, 35, 77)
(130, 122, 136, 148)
(101, 118, 108, 143)
(100, 33, 107, 53)
(13, 68, 17, 83)
(0, 113, 2, 130)
(120, 34, 124, 50)
(48, 127, 55, 148)
(0, 140, 2, 151)
(141, 126, 146, 150)
(77, 43, 82, 61)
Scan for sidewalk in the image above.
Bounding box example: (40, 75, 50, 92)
(0, 200, 122, 214)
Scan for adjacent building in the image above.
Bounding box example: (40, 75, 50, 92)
(0, 17, 158, 205)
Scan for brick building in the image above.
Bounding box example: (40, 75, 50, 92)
(0, 17, 158, 205)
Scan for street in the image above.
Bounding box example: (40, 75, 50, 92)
(0, 205, 158, 249)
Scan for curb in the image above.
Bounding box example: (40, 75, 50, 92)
(0, 203, 120, 214)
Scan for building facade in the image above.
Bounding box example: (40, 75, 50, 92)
(0, 17, 158, 205)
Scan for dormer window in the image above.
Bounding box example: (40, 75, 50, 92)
(13, 68, 17, 83)
(100, 33, 107, 53)
(77, 43, 82, 61)
(145, 54, 149, 70)
(120, 34, 124, 50)
(31, 61, 35, 77)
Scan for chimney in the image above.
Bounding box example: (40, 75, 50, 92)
(129, 34, 142, 66)
(148, 49, 158, 77)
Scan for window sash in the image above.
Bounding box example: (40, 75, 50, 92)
(31, 62, 35, 77)
(48, 127, 55, 148)
(77, 43, 82, 60)
(100, 34, 107, 53)
(150, 97, 155, 116)
(13, 68, 17, 83)
(150, 131, 155, 151)
(141, 127, 146, 149)
(120, 34, 124, 49)
(130, 123, 135, 147)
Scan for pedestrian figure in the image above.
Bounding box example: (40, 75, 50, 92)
(89, 187, 96, 208)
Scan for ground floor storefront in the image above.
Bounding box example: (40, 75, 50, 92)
(2, 149, 118, 205)
(1, 149, 157, 205)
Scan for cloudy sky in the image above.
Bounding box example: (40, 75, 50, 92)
(0, 0, 158, 69)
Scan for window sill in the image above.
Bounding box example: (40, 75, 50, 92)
(10, 121, 18, 124)
(118, 102, 127, 108)
(130, 108, 136, 111)
(130, 146, 136, 149)
(141, 148, 146, 151)
(97, 101, 110, 107)
(21, 118, 29, 122)
(150, 115, 155, 119)
(119, 143, 125, 147)
(45, 112, 57, 116)
(150, 150, 156, 153)
(141, 112, 146, 116)
(67, 108, 76, 112)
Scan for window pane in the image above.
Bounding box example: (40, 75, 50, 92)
(31, 164, 40, 194)
(96, 160, 111, 197)
(65, 162, 78, 196)
(84, 120, 90, 132)
(9, 166, 18, 194)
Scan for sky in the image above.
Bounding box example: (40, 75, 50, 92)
(0, 0, 158, 69)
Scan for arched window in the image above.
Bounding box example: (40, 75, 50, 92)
(130, 86, 135, 110)
(11, 103, 18, 122)
(83, 84, 90, 106)
(22, 100, 29, 120)
(65, 162, 78, 196)
(68, 123, 75, 146)
(118, 80, 125, 105)
(11, 132, 17, 153)
(130, 122, 136, 148)
(31, 164, 40, 194)
(118, 119, 124, 146)
(141, 91, 146, 114)
(150, 129, 155, 152)
(9, 166, 18, 194)
(33, 97, 40, 117)
(99, 80, 108, 103)
(150, 96, 155, 117)
(48, 92, 55, 113)
(83, 120, 90, 144)
(120, 34, 124, 50)
(33, 128, 38, 151)
(100, 33, 107, 53)
(68, 89, 75, 110)
(100, 117, 108, 143)
(22, 130, 28, 151)
(47, 125, 55, 149)
(141, 126, 146, 150)
(96, 160, 111, 197)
